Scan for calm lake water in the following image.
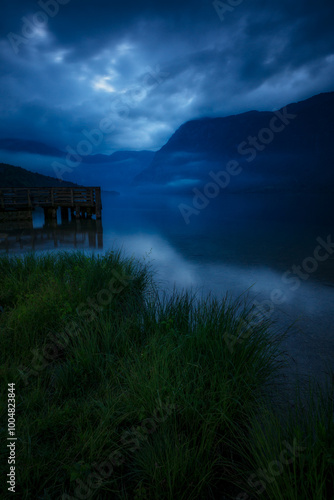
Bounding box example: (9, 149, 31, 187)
(1, 191, 334, 391)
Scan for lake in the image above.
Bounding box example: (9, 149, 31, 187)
(1, 191, 334, 394)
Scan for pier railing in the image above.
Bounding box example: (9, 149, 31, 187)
(0, 186, 102, 219)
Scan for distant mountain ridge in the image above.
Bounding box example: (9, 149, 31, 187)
(134, 91, 334, 192)
(0, 138, 154, 165)
(0, 163, 78, 188)
(81, 150, 155, 164)
(0, 139, 155, 188)
(64, 150, 155, 187)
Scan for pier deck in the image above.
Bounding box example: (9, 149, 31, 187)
(0, 186, 102, 220)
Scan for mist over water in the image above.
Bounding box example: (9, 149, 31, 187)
(1, 190, 334, 387)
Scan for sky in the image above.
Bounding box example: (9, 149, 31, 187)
(1, 0, 334, 154)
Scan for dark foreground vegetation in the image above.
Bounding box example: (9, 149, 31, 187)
(0, 251, 333, 499)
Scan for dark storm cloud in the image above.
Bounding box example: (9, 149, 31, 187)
(1, 0, 334, 157)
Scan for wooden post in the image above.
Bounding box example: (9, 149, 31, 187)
(61, 207, 69, 221)
(88, 222, 96, 248)
(44, 207, 57, 224)
(95, 187, 102, 219)
(96, 219, 103, 248)
(44, 207, 52, 222)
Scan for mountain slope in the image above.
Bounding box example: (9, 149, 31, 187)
(135, 91, 334, 191)
(0, 163, 78, 188)
(0, 139, 155, 188)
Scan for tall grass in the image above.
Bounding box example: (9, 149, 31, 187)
(0, 251, 333, 499)
(226, 379, 334, 500)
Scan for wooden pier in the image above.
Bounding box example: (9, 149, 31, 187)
(0, 186, 102, 221)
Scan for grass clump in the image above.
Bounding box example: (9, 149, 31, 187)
(0, 251, 333, 499)
(228, 380, 334, 500)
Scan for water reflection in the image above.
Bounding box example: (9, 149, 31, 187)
(0, 217, 103, 253)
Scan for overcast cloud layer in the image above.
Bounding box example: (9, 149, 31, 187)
(1, 0, 334, 154)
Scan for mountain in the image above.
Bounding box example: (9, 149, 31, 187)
(0, 163, 78, 188)
(71, 150, 155, 187)
(134, 92, 334, 192)
(82, 150, 155, 164)
(0, 138, 155, 188)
